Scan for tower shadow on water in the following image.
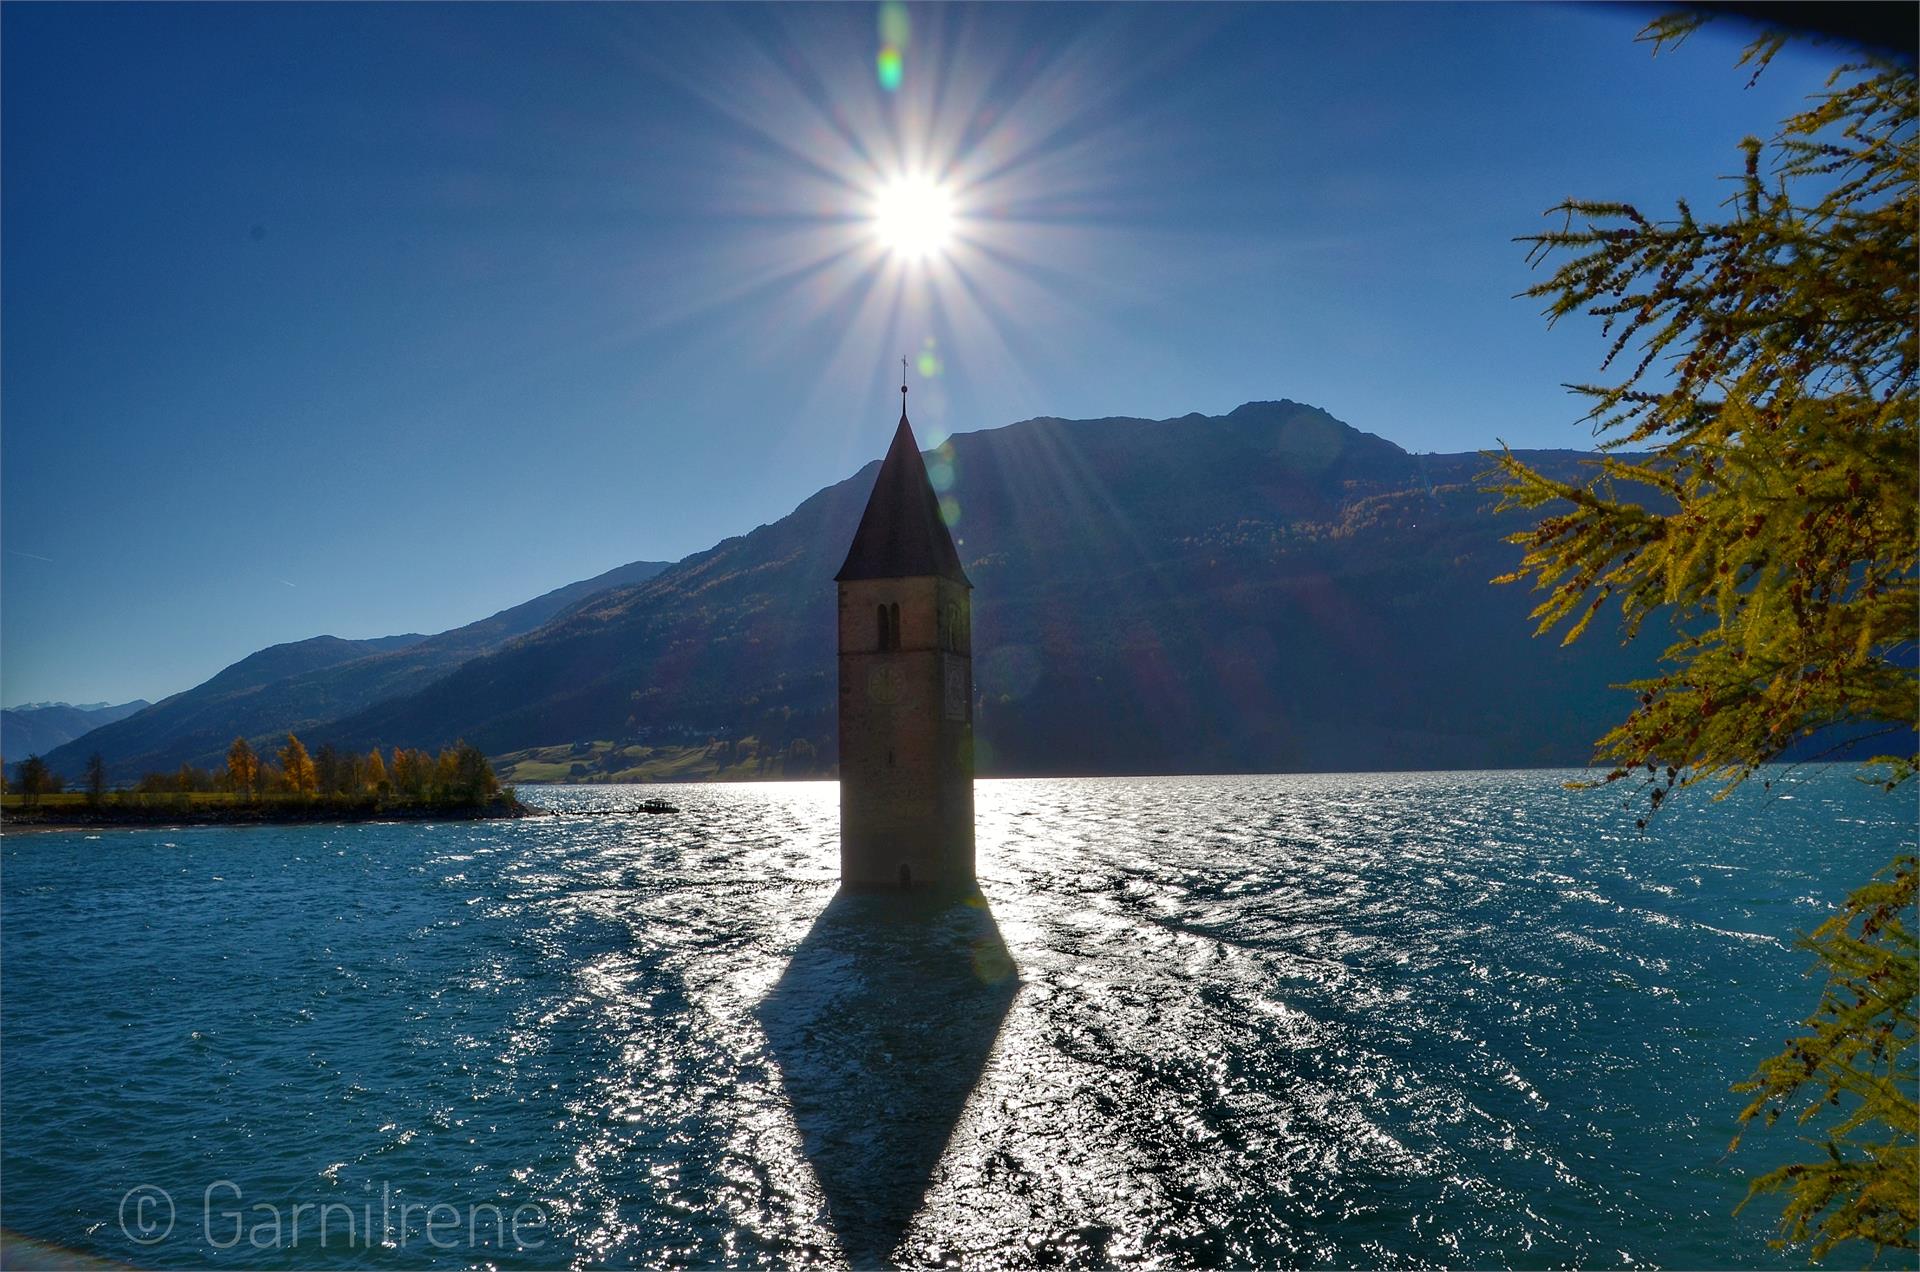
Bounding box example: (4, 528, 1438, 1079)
(757, 888, 1018, 1267)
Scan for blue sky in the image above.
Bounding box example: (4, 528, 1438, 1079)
(2, 3, 1836, 707)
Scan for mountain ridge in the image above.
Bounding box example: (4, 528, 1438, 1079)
(316, 401, 1658, 775)
(45, 400, 1663, 783)
(45, 558, 671, 780)
(2, 699, 150, 759)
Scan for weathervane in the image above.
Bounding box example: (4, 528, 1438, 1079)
(901, 356, 909, 401)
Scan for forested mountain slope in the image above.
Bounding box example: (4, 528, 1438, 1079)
(323, 402, 1659, 776)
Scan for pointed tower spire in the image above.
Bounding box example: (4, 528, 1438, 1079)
(834, 373, 970, 585)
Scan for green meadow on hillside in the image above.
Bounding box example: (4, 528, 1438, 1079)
(491, 736, 827, 785)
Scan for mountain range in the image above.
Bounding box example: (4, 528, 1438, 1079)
(46, 401, 1664, 783)
(2, 699, 149, 759)
(43, 559, 668, 780)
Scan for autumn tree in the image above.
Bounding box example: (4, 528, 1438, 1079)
(390, 747, 424, 800)
(314, 743, 342, 797)
(226, 736, 260, 797)
(84, 753, 107, 806)
(451, 741, 499, 803)
(1490, 16, 1916, 1258)
(279, 733, 317, 796)
(432, 747, 460, 799)
(16, 755, 54, 806)
(365, 747, 389, 795)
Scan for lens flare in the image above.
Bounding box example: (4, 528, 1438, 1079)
(872, 175, 955, 262)
(876, 1, 908, 91)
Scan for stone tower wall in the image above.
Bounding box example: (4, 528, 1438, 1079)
(837, 575, 974, 889)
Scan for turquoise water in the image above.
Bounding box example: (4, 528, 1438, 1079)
(1, 770, 1911, 1268)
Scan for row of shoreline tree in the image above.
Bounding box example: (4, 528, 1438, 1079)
(3, 735, 502, 807)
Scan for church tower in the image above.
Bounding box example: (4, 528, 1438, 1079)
(835, 379, 974, 890)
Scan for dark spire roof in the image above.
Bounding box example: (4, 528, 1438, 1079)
(835, 398, 971, 586)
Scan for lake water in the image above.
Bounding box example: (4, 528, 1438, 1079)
(1, 770, 1911, 1269)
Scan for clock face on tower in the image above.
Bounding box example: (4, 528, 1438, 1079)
(867, 663, 902, 705)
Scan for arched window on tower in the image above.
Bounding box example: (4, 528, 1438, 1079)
(876, 604, 889, 651)
(888, 603, 901, 650)
(946, 603, 961, 651)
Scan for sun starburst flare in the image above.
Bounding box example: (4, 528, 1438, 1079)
(872, 174, 957, 263)
(603, 3, 1231, 444)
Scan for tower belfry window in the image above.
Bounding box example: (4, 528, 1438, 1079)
(875, 602, 903, 651)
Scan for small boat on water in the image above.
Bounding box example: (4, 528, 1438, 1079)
(641, 797, 679, 815)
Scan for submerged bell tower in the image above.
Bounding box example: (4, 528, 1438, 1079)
(835, 375, 974, 890)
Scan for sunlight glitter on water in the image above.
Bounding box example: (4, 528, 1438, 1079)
(1, 770, 1912, 1268)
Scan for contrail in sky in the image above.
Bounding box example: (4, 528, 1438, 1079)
(7, 549, 54, 563)
(278, 579, 297, 588)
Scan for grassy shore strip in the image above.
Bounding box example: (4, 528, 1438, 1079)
(0, 790, 533, 829)
(492, 737, 828, 784)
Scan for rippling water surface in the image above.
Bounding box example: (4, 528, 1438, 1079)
(3, 770, 1912, 1268)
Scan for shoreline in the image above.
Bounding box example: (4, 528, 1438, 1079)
(0, 794, 535, 834)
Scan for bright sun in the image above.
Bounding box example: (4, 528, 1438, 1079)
(872, 174, 955, 262)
